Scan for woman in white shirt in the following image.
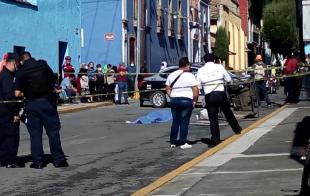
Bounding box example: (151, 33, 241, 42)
(166, 57, 199, 149)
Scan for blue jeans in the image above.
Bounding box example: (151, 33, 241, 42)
(25, 98, 65, 164)
(170, 97, 194, 145)
(117, 82, 128, 103)
(255, 81, 271, 105)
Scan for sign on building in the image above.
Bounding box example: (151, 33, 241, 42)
(10, 0, 38, 6)
(105, 33, 115, 41)
(303, 0, 310, 41)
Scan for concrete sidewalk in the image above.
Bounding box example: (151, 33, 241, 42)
(147, 102, 310, 196)
(57, 101, 113, 114)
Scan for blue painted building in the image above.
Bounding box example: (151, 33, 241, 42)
(0, 0, 81, 73)
(81, 0, 189, 72)
(81, 0, 123, 66)
(126, 0, 189, 72)
(80, 0, 210, 72)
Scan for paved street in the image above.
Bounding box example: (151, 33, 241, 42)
(150, 102, 310, 196)
(1, 0, 309, 195)
(0, 96, 282, 196)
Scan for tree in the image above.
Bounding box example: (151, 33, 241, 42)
(214, 26, 229, 62)
(262, 0, 298, 56)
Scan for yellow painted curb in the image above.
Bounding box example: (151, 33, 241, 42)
(132, 105, 288, 196)
(133, 91, 140, 100)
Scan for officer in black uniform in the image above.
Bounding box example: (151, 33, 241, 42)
(15, 52, 68, 169)
(0, 53, 24, 168)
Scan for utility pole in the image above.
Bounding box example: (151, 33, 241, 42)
(296, 0, 305, 61)
(187, 0, 192, 62)
(134, 0, 142, 99)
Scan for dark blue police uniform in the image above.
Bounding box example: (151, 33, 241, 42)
(0, 67, 21, 166)
(15, 58, 67, 168)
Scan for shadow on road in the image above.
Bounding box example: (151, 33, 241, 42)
(17, 154, 65, 165)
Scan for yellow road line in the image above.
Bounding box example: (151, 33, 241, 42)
(132, 105, 288, 196)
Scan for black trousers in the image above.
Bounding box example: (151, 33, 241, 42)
(285, 77, 301, 103)
(107, 83, 115, 101)
(95, 84, 104, 101)
(0, 118, 20, 164)
(255, 81, 271, 105)
(205, 91, 241, 144)
(89, 80, 96, 100)
(25, 98, 65, 164)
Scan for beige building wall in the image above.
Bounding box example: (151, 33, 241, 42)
(228, 21, 234, 68)
(240, 31, 246, 70)
(211, 0, 247, 71)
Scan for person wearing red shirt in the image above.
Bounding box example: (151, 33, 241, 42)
(283, 54, 300, 104)
(116, 64, 129, 104)
(62, 56, 75, 78)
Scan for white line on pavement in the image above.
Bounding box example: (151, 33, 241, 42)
(150, 107, 298, 196)
(237, 153, 290, 158)
(209, 168, 303, 175)
(197, 108, 297, 167)
(181, 168, 303, 176)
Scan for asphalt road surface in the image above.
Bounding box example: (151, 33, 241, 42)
(0, 99, 282, 195)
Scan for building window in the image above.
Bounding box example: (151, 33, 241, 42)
(142, 0, 146, 27)
(190, 0, 199, 23)
(129, 37, 136, 64)
(156, 0, 163, 33)
(133, 0, 138, 26)
(202, 10, 207, 45)
(177, 0, 184, 39)
(133, 0, 146, 27)
(168, 0, 174, 37)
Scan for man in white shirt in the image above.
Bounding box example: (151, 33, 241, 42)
(197, 53, 242, 147)
(166, 57, 199, 149)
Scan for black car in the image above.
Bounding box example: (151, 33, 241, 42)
(138, 65, 256, 110)
(138, 65, 201, 108)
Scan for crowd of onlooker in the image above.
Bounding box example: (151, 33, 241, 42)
(56, 56, 147, 105)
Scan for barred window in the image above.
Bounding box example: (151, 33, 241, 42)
(190, 0, 199, 23)
(168, 0, 174, 36)
(156, 0, 163, 33)
(177, 0, 184, 39)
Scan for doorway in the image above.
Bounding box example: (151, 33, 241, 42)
(58, 41, 68, 80)
(128, 37, 136, 65)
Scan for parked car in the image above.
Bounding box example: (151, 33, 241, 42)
(138, 66, 199, 107)
(138, 65, 252, 108)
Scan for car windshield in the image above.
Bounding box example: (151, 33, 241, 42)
(159, 66, 200, 79)
(159, 67, 178, 79)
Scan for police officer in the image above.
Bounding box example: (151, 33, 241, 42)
(15, 52, 68, 169)
(197, 53, 242, 147)
(0, 53, 24, 168)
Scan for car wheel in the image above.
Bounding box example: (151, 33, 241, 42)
(140, 100, 144, 107)
(150, 91, 167, 108)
